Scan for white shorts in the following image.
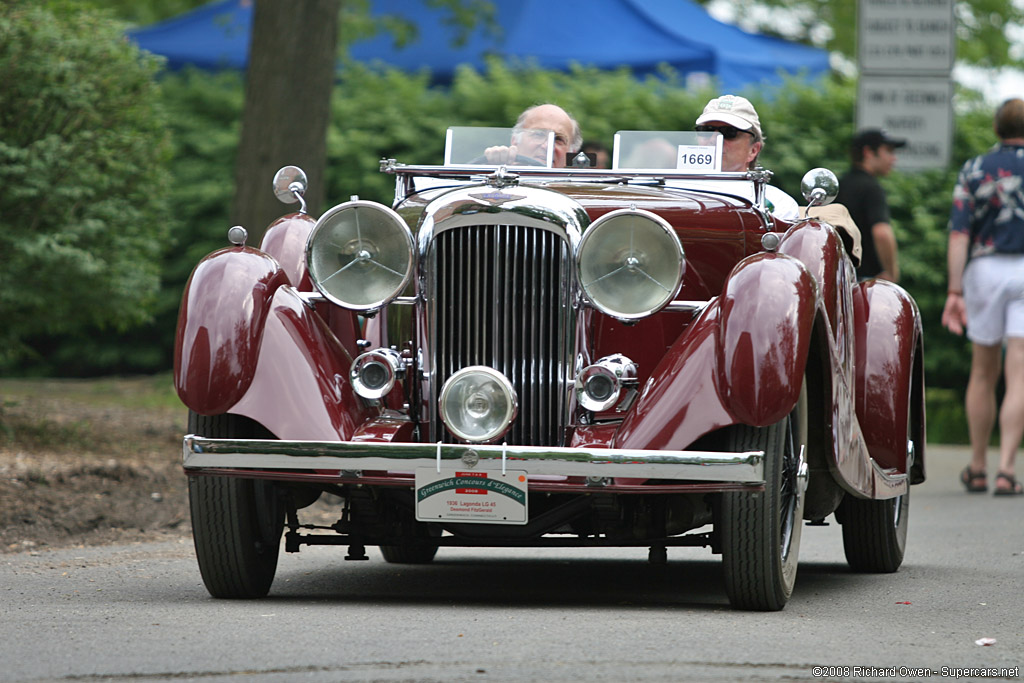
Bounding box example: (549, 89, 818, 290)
(963, 254, 1024, 345)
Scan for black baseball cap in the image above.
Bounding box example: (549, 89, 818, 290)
(852, 128, 907, 150)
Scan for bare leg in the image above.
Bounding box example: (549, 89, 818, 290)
(966, 343, 1002, 474)
(996, 337, 1024, 486)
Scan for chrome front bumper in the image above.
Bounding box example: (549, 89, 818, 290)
(182, 435, 765, 483)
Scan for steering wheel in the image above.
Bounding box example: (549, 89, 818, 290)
(467, 153, 545, 167)
(511, 155, 544, 166)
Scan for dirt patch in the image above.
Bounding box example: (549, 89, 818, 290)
(0, 377, 192, 553)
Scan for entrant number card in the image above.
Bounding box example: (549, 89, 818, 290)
(676, 143, 721, 172)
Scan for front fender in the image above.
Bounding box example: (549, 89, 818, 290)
(229, 286, 378, 441)
(260, 212, 316, 291)
(174, 246, 290, 416)
(615, 252, 818, 450)
(853, 279, 923, 474)
(717, 253, 818, 426)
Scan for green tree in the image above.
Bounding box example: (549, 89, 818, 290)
(77, 0, 205, 25)
(232, 0, 499, 242)
(698, 0, 1024, 70)
(230, 0, 341, 240)
(0, 1, 173, 368)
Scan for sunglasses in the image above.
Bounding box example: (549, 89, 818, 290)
(695, 124, 755, 140)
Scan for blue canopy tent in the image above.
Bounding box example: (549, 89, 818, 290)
(127, 0, 829, 92)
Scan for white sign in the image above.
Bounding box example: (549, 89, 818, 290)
(858, 0, 955, 73)
(676, 143, 721, 172)
(415, 468, 528, 524)
(857, 75, 954, 171)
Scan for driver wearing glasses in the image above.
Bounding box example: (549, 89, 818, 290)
(695, 95, 799, 220)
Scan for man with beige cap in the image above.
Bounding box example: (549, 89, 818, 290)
(695, 94, 799, 220)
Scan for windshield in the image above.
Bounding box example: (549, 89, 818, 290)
(445, 127, 555, 167)
(613, 131, 723, 172)
(440, 127, 729, 174)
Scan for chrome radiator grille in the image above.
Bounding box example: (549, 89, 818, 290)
(428, 224, 573, 446)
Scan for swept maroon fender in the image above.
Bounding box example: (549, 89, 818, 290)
(174, 247, 290, 416)
(229, 286, 378, 441)
(614, 304, 732, 450)
(853, 279, 923, 473)
(716, 253, 817, 427)
(615, 252, 818, 450)
(260, 213, 315, 291)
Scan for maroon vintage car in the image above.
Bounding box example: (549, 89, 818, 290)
(175, 128, 925, 610)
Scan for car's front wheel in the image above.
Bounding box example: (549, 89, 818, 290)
(838, 409, 914, 573)
(380, 542, 440, 564)
(187, 411, 284, 598)
(380, 520, 442, 563)
(719, 381, 808, 611)
(838, 489, 909, 573)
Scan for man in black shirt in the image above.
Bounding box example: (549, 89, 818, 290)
(836, 129, 906, 281)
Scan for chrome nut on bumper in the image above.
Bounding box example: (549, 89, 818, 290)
(183, 435, 764, 483)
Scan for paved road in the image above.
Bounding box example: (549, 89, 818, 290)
(2, 445, 1022, 682)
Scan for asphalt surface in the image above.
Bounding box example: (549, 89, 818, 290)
(2, 444, 1022, 682)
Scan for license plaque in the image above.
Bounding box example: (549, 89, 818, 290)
(415, 468, 528, 524)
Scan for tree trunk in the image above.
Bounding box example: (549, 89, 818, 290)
(231, 0, 339, 243)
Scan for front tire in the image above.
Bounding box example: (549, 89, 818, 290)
(380, 521, 441, 564)
(188, 411, 284, 598)
(720, 382, 808, 611)
(380, 543, 440, 564)
(838, 414, 913, 573)
(838, 492, 909, 573)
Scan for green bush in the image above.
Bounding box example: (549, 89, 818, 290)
(926, 387, 970, 445)
(0, 0, 173, 369)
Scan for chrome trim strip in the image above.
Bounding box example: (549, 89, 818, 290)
(663, 300, 709, 314)
(302, 292, 707, 314)
(296, 291, 327, 307)
(183, 435, 764, 483)
(380, 160, 758, 183)
(870, 457, 910, 498)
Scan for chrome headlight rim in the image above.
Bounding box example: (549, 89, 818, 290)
(350, 348, 404, 400)
(576, 207, 685, 321)
(306, 199, 415, 313)
(439, 366, 519, 444)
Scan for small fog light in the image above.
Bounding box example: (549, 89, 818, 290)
(351, 348, 404, 400)
(575, 354, 638, 412)
(585, 374, 615, 402)
(439, 367, 518, 443)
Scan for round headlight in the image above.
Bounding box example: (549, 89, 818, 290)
(439, 367, 518, 444)
(307, 200, 414, 311)
(351, 348, 403, 400)
(577, 208, 684, 320)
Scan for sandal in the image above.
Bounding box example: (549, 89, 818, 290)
(960, 466, 987, 493)
(994, 472, 1023, 496)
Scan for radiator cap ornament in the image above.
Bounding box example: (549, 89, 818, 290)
(470, 190, 525, 206)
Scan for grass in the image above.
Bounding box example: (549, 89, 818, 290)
(0, 373, 185, 457)
(0, 373, 182, 409)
